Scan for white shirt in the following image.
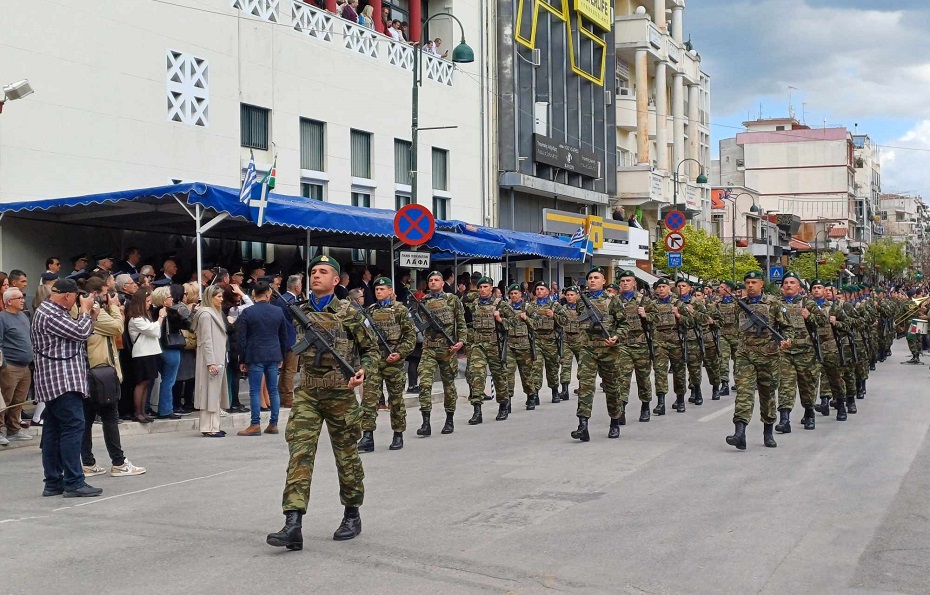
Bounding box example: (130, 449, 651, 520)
(388, 27, 402, 42)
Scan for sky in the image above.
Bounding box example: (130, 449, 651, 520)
(686, 0, 930, 195)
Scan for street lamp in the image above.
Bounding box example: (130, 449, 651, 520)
(747, 201, 779, 282)
(669, 158, 708, 279)
(724, 191, 754, 280)
(410, 14, 473, 207)
(0, 79, 34, 114)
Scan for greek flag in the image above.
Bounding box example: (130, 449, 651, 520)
(239, 151, 257, 204)
(568, 226, 587, 246)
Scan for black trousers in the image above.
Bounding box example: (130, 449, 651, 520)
(82, 398, 125, 468)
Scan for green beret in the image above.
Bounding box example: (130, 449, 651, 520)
(676, 277, 692, 286)
(722, 281, 736, 289)
(564, 285, 580, 293)
(617, 269, 635, 280)
(586, 266, 606, 279)
(373, 277, 392, 288)
(507, 284, 521, 293)
(653, 278, 671, 288)
(533, 280, 548, 290)
(308, 255, 340, 274)
(736, 283, 746, 290)
(809, 278, 824, 287)
(427, 270, 443, 280)
(823, 282, 834, 288)
(862, 282, 872, 289)
(476, 276, 494, 286)
(744, 270, 764, 281)
(607, 283, 620, 291)
(783, 271, 801, 282)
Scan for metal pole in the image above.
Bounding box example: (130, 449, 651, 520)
(411, 46, 419, 206)
(764, 207, 771, 283)
(672, 170, 678, 280)
(195, 205, 203, 301)
(305, 229, 311, 298)
(390, 240, 395, 293)
(731, 200, 736, 280)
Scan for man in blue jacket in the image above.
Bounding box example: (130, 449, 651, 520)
(238, 281, 288, 436)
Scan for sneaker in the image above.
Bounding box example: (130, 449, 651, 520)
(0, 435, 8, 446)
(63, 484, 103, 498)
(111, 460, 146, 477)
(82, 464, 107, 477)
(219, 409, 229, 417)
(6, 431, 33, 442)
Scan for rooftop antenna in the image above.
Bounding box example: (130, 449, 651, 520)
(802, 102, 807, 124)
(758, 102, 763, 120)
(788, 85, 797, 120)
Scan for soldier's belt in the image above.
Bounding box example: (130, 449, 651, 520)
(301, 372, 347, 390)
(423, 339, 449, 349)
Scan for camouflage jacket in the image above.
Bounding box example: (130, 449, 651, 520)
(526, 297, 563, 340)
(652, 295, 692, 343)
(554, 302, 588, 346)
(715, 297, 740, 340)
(465, 296, 514, 345)
(366, 299, 417, 361)
(416, 292, 467, 349)
(576, 291, 628, 346)
(776, 294, 826, 355)
(736, 294, 794, 355)
(298, 296, 378, 390)
(613, 290, 657, 347)
(506, 299, 535, 350)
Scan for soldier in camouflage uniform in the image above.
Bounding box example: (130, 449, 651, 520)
(651, 278, 689, 415)
(267, 255, 377, 550)
(693, 287, 723, 400)
(506, 284, 539, 410)
(874, 287, 893, 361)
(833, 286, 861, 415)
(527, 281, 564, 404)
(849, 285, 871, 399)
(774, 272, 826, 433)
(809, 280, 851, 421)
(415, 271, 467, 436)
(725, 270, 794, 450)
(675, 279, 705, 406)
(570, 266, 628, 441)
(357, 277, 417, 453)
(464, 277, 514, 423)
(715, 282, 739, 396)
(555, 286, 586, 401)
(613, 270, 657, 422)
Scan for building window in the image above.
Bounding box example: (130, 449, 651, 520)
(350, 129, 372, 178)
(432, 148, 448, 191)
(395, 139, 412, 184)
(301, 182, 324, 201)
(433, 196, 450, 220)
(351, 192, 371, 208)
(897, 212, 906, 222)
(241, 104, 270, 150)
(395, 194, 411, 210)
(167, 50, 209, 127)
(300, 118, 325, 171)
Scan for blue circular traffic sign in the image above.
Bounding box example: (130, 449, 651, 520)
(664, 210, 685, 231)
(393, 204, 435, 246)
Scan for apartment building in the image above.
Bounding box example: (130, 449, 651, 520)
(879, 193, 928, 260)
(853, 134, 882, 243)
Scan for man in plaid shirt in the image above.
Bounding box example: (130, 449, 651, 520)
(32, 279, 100, 498)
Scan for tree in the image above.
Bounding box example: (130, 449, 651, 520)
(788, 251, 845, 281)
(652, 224, 727, 281)
(865, 239, 912, 279)
(722, 246, 764, 283)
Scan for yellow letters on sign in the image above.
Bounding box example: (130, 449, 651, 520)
(574, 0, 611, 31)
(586, 215, 604, 249)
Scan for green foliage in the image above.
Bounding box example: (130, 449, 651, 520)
(864, 239, 912, 278)
(722, 246, 763, 283)
(788, 251, 845, 281)
(653, 224, 727, 281)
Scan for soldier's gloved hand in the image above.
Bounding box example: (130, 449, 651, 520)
(671, 306, 680, 317)
(348, 370, 365, 389)
(544, 310, 554, 318)
(386, 352, 401, 363)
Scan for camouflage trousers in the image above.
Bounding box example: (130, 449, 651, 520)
(733, 348, 778, 425)
(361, 360, 406, 432)
(616, 344, 652, 404)
(777, 348, 818, 410)
(869, 329, 879, 363)
(282, 388, 364, 513)
(854, 339, 869, 382)
(507, 347, 537, 398)
(653, 337, 687, 397)
(685, 339, 704, 388)
(466, 341, 509, 405)
(817, 349, 847, 402)
(560, 339, 585, 384)
(576, 346, 622, 419)
(718, 335, 738, 383)
(907, 334, 921, 357)
(418, 347, 459, 413)
(532, 335, 561, 389)
(702, 341, 722, 386)
(840, 342, 858, 398)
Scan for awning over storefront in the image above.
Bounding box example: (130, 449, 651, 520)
(440, 220, 584, 262)
(629, 267, 661, 286)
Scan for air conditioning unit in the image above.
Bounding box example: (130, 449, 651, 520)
(618, 86, 633, 97)
(605, 90, 612, 106)
(531, 48, 541, 67)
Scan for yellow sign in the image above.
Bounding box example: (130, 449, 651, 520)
(515, 0, 607, 86)
(575, 0, 611, 31)
(586, 215, 604, 249)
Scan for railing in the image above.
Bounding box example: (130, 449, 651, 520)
(292, 1, 334, 42)
(343, 19, 380, 58)
(233, 0, 281, 22)
(387, 39, 414, 69)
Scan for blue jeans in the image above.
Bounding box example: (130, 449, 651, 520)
(248, 361, 280, 426)
(158, 349, 181, 416)
(42, 392, 87, 492)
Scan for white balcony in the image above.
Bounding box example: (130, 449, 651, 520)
(614, 15, 664, 60)
(616, 96, 656, 134)
(617, 167, 669, 205)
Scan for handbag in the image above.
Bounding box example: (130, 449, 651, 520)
(181, 329, 197, 350)
(88, 337, 120, 407)
(161, 318, 186, 350)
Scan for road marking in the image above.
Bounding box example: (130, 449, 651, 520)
(72, 467, 248, 508)
(698, 404, 735, 423)
(0, 515, 49, 524)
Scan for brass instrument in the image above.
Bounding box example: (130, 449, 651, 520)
(895, 296, 930, 326)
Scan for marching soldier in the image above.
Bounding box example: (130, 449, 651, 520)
(726, 270, 793, 450)
(693, 286, 724, 400)
(875, 287, 894, 361)
(715, 282, 739, 396)
(809, 280, 851, 421)
(833, 286, 860, 415)
(676, 279, 705, 407)
(357, 277, 417, 453)
(849, 285, 871, 399)
(464, 277, 514, 423)
(267, 255, 376, 550)
(651, 278, 689, 414)
(571, 267, 627, 441)
(613, 270, 657, 422)
(774, 272, 826, 433)
(555, 286, 587, 401)
(414, 271, 466, 436)
(526, 281, 565, 404)
(506, 284, 539, 410)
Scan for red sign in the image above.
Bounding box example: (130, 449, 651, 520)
(393, 204, 435, 246)
(664, 210, 686, 231)
(664, 232, 685, 252)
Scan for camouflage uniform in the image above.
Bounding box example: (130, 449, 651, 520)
(527, 297, 564, 399)
(464, 297, 513, 405)
(361, 299, 417, 433)
(575, 291, 628, 419)
(733, 294, 793, 426)
(416, 292, 467, 413)
(812, 296, 850, 418)
(834, 298, 861, 404)
(506, 300, 538, 402)
(555, 301, 586, 392)
(716, 297, 740, 388)
(613, 290, 656, 406)
(282, 296, 377, 513)
(851, 298, 871, 392)
(699, 301, 723, 389)
(775, 294, 825, 417)
(678, 295, 705, 394)
(652, 296, 689, 403)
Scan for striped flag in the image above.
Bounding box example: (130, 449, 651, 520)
(568, 226, 586, 247)
(252, 155, 276, 227)
(239, 150, 257, 204)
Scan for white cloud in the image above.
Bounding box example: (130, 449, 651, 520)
(879, 120, 930, 195)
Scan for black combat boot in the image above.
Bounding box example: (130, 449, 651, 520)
(816, 396, 831, 416)
(333, 507, 362, 541)
(570, 417, 590, 442)
(763, 423, 777, 448)
(774, 409, 791, 434)
(860, 379, 867, 398)
(903, 354, 920, 364)
(639, 402, 651, 422)
(653, 394, 666, 416)
(711, 384, 720, 400)
(674, 394, 686, 413)
(693, 385, 704, 406)
(726, 421, 747, 450)
(525, 395, 536, 410)
(608, 418, 621, 439)
(416, 411, 431, 437)
(618, 402, 627, 426)
(389, 432, 404, 450)
(357, 431, 374, 453)
(468, 404, 482, 425)
(440, 412, 455, 434)
(267, 510, 304, 550)
(835, 398, 848, 422)
(496, 400, 509, 421)
(856, 380, 864, 400)
(688, 385, 696, 403)
(551, 387, 561, 403)
(560, 382, 570, 401)
(802, 407, 816, 430)
(869, 361, 876, 371)
(534, 393, 541, 406)
(846, 396, 857, 414)
(719, 382, 730, 397)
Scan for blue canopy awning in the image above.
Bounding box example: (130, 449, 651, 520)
(440, 221, 584, 262)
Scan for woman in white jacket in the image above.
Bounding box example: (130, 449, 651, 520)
(127, 288, 166, 424)
(193, 285, 230, 436)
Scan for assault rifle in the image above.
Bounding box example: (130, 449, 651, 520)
(273, 288, 356, 381)
(351, 303, 394, 358)
(578, 291, 613, 340)
(677, 321, 689, 362)
(556, 325, 564, 359)
(830, 322, 847, 366)
(496, 319, 509, 366)
(527, 323, 537, 360)
(639, 292, 655, 365)
(691, 316, 706, 360)
(736, 298, 786, 343)
(407, 294, 456, 346)
(710, 324, 720, 355)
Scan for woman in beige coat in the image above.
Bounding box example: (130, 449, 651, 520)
(193, 286, 229, 437)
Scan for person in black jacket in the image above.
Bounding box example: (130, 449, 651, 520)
(236, 281, 288, 436)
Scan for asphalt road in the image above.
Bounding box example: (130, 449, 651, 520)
(2, 340, 929, 595)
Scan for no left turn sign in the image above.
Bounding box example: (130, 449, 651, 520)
(664, 232, 685, 252)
